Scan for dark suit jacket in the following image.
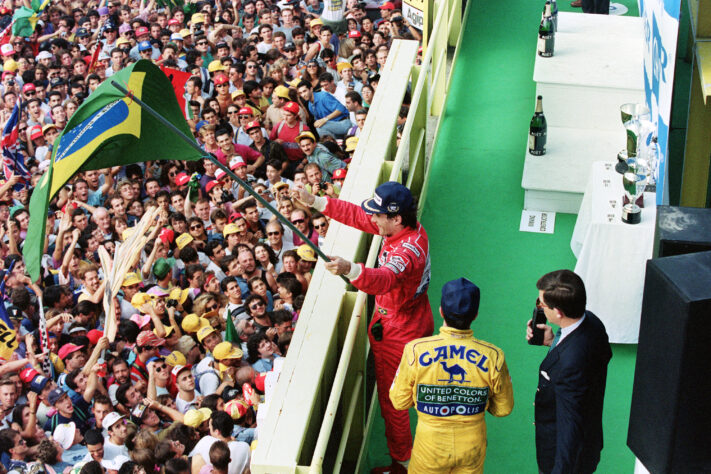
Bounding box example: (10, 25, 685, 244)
(535, 311, 612, 474)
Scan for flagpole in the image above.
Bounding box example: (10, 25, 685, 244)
(110, 80, 349, 283)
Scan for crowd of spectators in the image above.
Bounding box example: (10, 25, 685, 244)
(0, 0, 421, 472)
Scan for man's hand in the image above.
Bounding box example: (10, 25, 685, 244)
(526, 319, 554, 346)
(314, 118, 328, 128)
(290, 187, 315, 207)
(324, 255, 352, 276)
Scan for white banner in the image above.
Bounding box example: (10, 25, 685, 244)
(640, 0, 681, 205)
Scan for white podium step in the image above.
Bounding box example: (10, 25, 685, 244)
(522, 126, 624, 213)
(522, 12, 645, 214)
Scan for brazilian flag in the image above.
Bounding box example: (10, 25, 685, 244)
(24, 60, 203, 280)
(12, 0, 51, 38)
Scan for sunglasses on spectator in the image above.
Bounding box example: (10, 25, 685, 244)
(143, 345, 156, 351)
(239, 115, 251, 119)
(155, 364, 167, 372)
(314, 223, 327, 229)
(190, 224, 203, 230)
(216, 83, 228, 87)
(267, 231, 281, 236)
(291, 218, 305, 224)
(250, 301, 265, 310)
(206, 303, 219, 311)
(197, 41, 208, 45)
(247, 64, 257, 68)
(169, 170, 179, 176)
(228, 110, 238, 114)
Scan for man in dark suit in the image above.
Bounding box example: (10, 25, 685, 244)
(526, 269, 612, 474)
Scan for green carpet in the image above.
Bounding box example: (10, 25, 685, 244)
(363, 0, 640, 472)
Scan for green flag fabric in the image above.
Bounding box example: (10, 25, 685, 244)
(12, 6, 39, 37)
(225, 310, 238, 343)
(24, 60, 203, 280)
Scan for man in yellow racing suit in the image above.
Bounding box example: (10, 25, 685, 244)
(390, 278, 514, 473)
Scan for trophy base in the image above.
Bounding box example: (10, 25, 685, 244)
(615, 160, 629, 174)
(622, 194, 645, 208)
(621, 207, 642, 224)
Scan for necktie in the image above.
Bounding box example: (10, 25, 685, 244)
(549, 329, 562, 352)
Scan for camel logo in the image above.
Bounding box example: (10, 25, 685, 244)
(438, 361, 468, 383)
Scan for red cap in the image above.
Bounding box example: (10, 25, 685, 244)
(170, 364, 193, 384)
(228, 212, 243, 223)
(332, 168, 347, 180)
(20, 368, 40, 383)
(238, 107, 253, 116)
(29, 125, 43, 140)
(283, 101, 299, 115)
(244, 120, 260, 131)
(348, 30, 362, 38)
(213, 74, 228, 85)
(205, 180, 219, 193)
(22, 83, 36, 93)
(159, 227, 175, 245)
(1, 71, 15, 80)
(58, 343, 84, 360)
(229, 156, 246, 170)
(175, 172, 190, 186)
(168, 18, 180, 25)
(379, 1, 394, 8)
(135, 26, 149, 37)
(87, 329, 104, 346)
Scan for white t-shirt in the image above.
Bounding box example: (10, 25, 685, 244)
(194, 357, 220, 396)
(176, 391, 201, 414)
(321, 0, 345, 22)
(190, 435, 251, 474)
(103, 439, 129, 461)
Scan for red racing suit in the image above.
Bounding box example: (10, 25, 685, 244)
(323, 197, 434, 461)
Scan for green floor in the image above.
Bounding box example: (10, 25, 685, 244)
(363, 1, 641, 472)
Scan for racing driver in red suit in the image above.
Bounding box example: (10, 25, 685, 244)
(294, 181, 433, 473)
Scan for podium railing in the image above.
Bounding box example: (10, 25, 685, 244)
(250, 0, 467, 471)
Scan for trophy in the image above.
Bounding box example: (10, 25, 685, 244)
(621, 169, 648, 224)
(616, 103, 652, 174)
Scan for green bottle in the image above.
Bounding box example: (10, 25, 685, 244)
(529, 95, 547, 156)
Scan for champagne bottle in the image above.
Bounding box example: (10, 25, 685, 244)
(538, 3, 555, 58)
(550, 0, 558, 31)
(529, 95, 547, 156)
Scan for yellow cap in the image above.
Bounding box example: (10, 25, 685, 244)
(191, 13, 205, 24)
(196, 325, 216, 343)
(176, 233, 193, 250)
(183, 407, 210, 428)
(345, 136, 359, 152)
(122, 272, 142, 287)
(310, 18, 324, 27)
(336, 62, 353, 73)
(273, 85, 290, 100)
(213, 341, 244, 360)
(3, 59, 18, 73)
(231, 89, 245, 100)
(181, 314, 209, 333)
(116, 37, 131, 46)
(169, 287, 190, 305)
(297, 244, 317, 262)
(179, 28, 192, 38)
(295, 131, 316, 143)
(130, 292, 154, 310)
(223, 223, 240, 236)
(208, 60, 226, 72)
(165, 351, 186, 367)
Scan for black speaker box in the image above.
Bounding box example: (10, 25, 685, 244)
(627, 251, 711, 473)
(654, 206, 711, 258)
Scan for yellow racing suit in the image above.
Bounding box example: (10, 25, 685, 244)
(389, 326, 514, 473)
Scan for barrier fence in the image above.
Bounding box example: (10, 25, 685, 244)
(250, 0, 466, 470)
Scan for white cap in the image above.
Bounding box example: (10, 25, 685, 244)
(36, 51, 53, 61)
(103, 411, 125, 429)
(1, 44, 14, 56)
(52, 422, 76, 449)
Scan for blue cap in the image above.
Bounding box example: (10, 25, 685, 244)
(29, 374, 50, 394)
(441, 278, 480, 322)
(75, 27, 89, 38)
(195, 120, 208, 132)
(138, 40, 152, 51)
(361, 181, 414, 215)
(48, 387, 68, 405)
